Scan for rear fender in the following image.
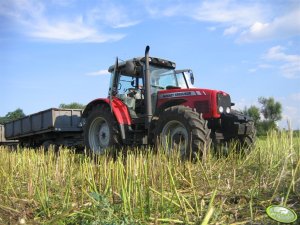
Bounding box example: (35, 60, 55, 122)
(83, 98, 132, 125)
(83, 98, 132, 141)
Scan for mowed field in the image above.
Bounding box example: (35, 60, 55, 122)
(0, 131, 299, 224)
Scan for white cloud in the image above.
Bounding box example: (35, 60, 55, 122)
(207, 26, 216, 31)
(291, 93, 300, 101)
(280, 105, 300, 130)
(191, 0, 265, 27)
(0, 0, 44, 20)
(113, 21, 140, 29)
(88, 3, 140, 29)
(142, 0, 300, 43)
(264, 46, 298, 62)
(279, 94, 300, 129)
(223, 26, 238, 35)
(248, 68, 257, 73)
(0, 0, 126, 43)
(249, 22, 269, 33)
(249, 63, 274, 73)
(188, 1, 300, 42)
(29, 19, 125, 42)
(249, 46, 300, 78)
(258, 64, 273, 69)
(239, 8, 300, 42)
(85, 69, 110, 76)
(263, 46, 300, 79)
(143, 0, 265, 26)
(4, 0, 298, 43)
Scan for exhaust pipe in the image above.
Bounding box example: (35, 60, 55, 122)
(144, 46, 152, 129)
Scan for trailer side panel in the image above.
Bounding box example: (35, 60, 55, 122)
(5, 108, 83, 140)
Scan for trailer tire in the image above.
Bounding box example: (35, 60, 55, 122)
(154, 105, 211, 160)
(42, 140, 55, 151)
(41, 140, 59, 152)
(84, 104, 120, 155)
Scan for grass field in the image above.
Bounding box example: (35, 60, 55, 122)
(0, 131, 299, 224)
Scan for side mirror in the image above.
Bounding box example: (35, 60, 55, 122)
(190, 71, 194, 85)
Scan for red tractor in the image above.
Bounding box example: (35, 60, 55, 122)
(82, 46, 255, 157)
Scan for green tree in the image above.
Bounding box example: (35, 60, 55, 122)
(0, 117, 6, 124)
(257, 120, 277, 135)
(258, 97, 282, 121)
(257, 97, 282, 135)
(59, 102, 85, 109)
(0, 108, 26, 124)
(243, 97, 283, 136)
(243, 105, 260, 124)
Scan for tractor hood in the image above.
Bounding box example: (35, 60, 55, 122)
(156, 88, 232, 119)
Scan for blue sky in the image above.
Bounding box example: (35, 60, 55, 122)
(0, 0, 299, 129)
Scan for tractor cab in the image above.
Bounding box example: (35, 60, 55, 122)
(108, 57, 195, 119)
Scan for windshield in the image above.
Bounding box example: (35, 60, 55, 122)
(150, 65, 188, 93)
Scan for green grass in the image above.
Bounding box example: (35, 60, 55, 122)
(0, 130, 299, 224)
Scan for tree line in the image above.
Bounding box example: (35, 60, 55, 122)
(243, 97, 282, 136)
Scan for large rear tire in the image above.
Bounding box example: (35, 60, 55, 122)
(154, 106, 211, 159)
(84, 104, 120, 155)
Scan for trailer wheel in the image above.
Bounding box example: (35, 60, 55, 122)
(84, 104, 120, 155)
(154, 105, 211, 160)
(42, 140, 59, 151)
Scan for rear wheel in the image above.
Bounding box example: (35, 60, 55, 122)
(84, 105, 120, 155)
(154, 106, 211, 159)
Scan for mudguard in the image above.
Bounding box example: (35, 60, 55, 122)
(83, 97, 132, 125)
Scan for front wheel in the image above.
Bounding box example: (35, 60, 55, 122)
(238, 121, 256, 154)
(84, 105, 120, 155)
(219, 121, 256, 156)
(154, 106, 211, 159)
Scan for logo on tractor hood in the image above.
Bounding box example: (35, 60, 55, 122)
(159, 91, 206, 99)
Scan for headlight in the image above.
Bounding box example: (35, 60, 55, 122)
(226, 107, 230, 113)
(219, 106, 224, 113)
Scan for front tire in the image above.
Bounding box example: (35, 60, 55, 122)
(84, 105, 120, 155)
(154, 106, 211, 159)
(238, 121, 256, 154)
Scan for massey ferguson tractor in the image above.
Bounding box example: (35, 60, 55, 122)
(82, 46, 255, 157)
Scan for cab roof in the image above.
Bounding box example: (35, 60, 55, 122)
(108, 57, 176, 73)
